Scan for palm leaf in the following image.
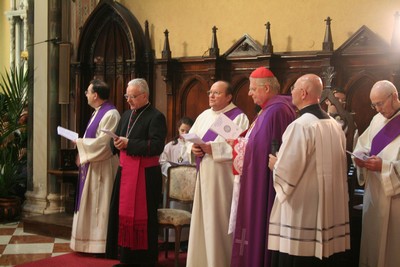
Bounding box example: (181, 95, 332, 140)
(0, 66, 28, 197)
(0, 67, 28, 144)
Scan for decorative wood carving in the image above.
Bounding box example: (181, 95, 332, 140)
(263, 22, 273, 54)
(336, 25, 390, 55)
(162, 29, 172, 60)
(158, 18, 400, 146)
(72, 1, 151, 135)
(334, 25, 396, 135)
(209, 26, 220, 57)
(323, 17, 334, 51)
(224, 34, 263, 58)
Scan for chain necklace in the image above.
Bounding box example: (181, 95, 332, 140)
(125, 103, 150, 137)
(177, 139, 187, 163)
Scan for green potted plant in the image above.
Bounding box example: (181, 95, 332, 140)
(0, 66, 28, 220)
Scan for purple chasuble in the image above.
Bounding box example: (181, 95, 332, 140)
(75, 102, 116, 212)
(370, 113, 400, 156)
(231, 95, 296, 267)
(195, 107, 243, 169)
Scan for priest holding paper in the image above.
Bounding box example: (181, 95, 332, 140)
(105, 78, 167, 267)
(353, 80, 400, 267)
(186, 81, 249, 267)
(70, 79, 120, 254)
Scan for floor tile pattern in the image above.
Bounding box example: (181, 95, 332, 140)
(0, 221, 72, 266)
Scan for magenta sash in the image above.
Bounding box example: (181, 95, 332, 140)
(118, 151, 159, 250)
(370, 114, 400, 156)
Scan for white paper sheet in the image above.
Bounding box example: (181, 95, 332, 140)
(57, 126, 78, 141)
(181, 133, 205, 144)
(101, 129, 118, 139)
(209, 113, 243, 140)
(346, 150, 370, 161)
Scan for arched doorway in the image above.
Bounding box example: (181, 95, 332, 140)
(72, 1, 153, 135)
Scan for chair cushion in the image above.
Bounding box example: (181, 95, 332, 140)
(168, 166, 197, 201)
(158, 209, 191, 226)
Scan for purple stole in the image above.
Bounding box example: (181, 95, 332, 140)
(75, 102, 116, 212)
(370, 113, 400, 156)
(195, 107, 243, 169)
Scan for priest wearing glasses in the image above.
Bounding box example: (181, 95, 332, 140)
(105, 78, 167, 267)
(353, 80, 400, 267)
(186, 81, 249, 267)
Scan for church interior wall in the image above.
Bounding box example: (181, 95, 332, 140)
(119, 0, 400, 58)
(0, 0, 399, 218)
(0, 0, 11, 71)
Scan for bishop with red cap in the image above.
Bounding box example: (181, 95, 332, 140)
(250, 66, 275, 78)
(230, 66, 296, 267)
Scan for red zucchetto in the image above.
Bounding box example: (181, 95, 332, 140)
(250, 67, 275, 78)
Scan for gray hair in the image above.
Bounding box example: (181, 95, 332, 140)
(128, 78, 150, 95)
(251, 77, 281, 93)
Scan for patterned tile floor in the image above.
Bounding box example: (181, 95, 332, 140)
(0, 221, 72, 267)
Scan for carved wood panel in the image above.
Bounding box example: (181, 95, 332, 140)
(72, 1, 149, 135)
(159, 26, 400, 148)
(181, 79, 210, 122)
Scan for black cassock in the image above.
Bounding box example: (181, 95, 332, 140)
(105, 103, 167, 266)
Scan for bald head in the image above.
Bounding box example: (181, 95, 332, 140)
(370, 80, 400, 118)
(370, 80, 397, 99)
(291, 74, 323, 109)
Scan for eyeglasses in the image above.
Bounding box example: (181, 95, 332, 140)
(370, 93, 392, 110)
(124, 92, 144, 99)
(207, 90, 224, 96)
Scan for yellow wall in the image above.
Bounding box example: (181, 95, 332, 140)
(120, 0, 400, 58)
(0, 0, 11, 72)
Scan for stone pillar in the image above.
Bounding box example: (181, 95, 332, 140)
(45, 0, 62, 214)
(23, 0, 63, 216)
(23, 0, 49, 216)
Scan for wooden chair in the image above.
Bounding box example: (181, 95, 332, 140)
(157, 165, 197, 267)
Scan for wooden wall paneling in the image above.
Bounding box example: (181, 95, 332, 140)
(176, 59, 218, 121)
(275, 52, 333, 93)
(224, 34, 272, 121)
(230, 74, 256, 121)
(74, 1, 148, 135)
(160, 56, 221, 141)
(160, 58, 178, 142)
(334, 25, 394, 136)
(182, 77, 210, 122)
(345, 76, 377, 135)
(159, 25, 399, 152)
(228, 58, 273, 121)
